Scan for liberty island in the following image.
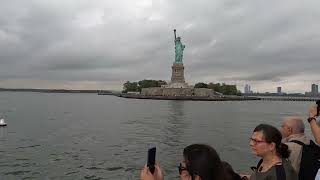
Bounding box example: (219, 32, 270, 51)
(120, 30, 259, 100)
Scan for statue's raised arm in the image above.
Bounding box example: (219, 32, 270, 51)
(173, 29, 185, 64)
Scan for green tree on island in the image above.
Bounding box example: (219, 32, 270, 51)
(122, 80, 167, 93)
(123, 80, 240, 95)
(123, 81, 139, 93)
(194, 82, 208, 88)
(195, 82, 241, 95)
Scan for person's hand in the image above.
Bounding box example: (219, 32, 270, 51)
(309, 104, 318, 118)
(140, 163, 164, 180)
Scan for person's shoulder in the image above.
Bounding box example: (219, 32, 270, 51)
(295, 134, 311, 144)
(285, 141, 300, 151)
(286, 135, 311, 146)
(291, 134, 310, 143)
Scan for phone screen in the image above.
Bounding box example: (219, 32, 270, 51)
(147, 147, 156, 174)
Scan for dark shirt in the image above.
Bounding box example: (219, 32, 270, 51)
(250, 159, 298, 180)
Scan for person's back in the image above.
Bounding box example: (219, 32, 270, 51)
(280, 116, 310, 174)
(280, 116, 320, 180)
(284, 135, 309, 173)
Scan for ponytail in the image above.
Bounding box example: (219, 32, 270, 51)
(277, 143, 290, 159)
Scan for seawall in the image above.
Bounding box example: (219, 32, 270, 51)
(117, 94, 261, 101)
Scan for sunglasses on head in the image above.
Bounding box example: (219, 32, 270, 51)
(178, 163, 188, 175)
(178, 163, 197, 180)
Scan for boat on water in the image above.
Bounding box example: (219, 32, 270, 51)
(0, 118, 7, 126)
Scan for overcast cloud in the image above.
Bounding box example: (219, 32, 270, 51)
(0, 0, 319, 93)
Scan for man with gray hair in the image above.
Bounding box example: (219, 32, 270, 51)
(280, 116, 310, 174)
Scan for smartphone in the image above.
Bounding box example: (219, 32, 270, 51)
(317, 100, 320, 116)
(147, 147, 156, 174)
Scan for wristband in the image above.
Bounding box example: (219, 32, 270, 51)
(308, 117, 316, 123)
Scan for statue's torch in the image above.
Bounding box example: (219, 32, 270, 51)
(174, 29, 177, 41)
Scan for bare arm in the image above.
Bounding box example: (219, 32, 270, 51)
(309, 105, 320, 144)
(310, 120, 320, 144)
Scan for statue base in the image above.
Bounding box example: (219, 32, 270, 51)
(171, 63, 185, 83)
(141, 87, 217, 97)
(162, 82, 191, 88)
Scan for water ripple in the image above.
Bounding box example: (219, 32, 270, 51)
(22, 177, 36, 180)
(86, 166, 104, 170)
(65, 171, 79, 175)
(16, 145, 41, 149)
(84, 175, 103, 180)
(107, 166, 123, 171)
(4, 170, 31, 175)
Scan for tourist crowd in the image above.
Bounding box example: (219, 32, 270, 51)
(140, 103, 320, 180)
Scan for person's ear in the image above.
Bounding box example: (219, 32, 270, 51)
(270, 142, 276, 152)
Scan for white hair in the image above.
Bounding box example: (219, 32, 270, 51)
(284, 116, 305, 133)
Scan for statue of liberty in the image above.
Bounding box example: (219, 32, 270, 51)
(174, 29, 185, 64)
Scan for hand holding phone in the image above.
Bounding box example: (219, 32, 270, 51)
(147, 147, 156, 174)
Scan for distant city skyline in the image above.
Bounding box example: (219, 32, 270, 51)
(242, 83, 320, 95)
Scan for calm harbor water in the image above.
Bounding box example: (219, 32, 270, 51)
(0, 92, 313, 179)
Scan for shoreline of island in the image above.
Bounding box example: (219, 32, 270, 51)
(0, 88, 114, 94)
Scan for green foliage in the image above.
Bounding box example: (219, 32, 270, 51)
(123, 80, 240, 95)
(122, 81, 139, 93)
(198, 82, 241, 95)
(122, 80, 167, 93)
(194, 82, 208, 88)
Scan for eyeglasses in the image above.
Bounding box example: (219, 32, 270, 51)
(249, 138, 267, 144)
(178, 163, 188, 175)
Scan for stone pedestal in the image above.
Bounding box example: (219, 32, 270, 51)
(141, 87, 217, 97)
(161, 63, 190, 88)
(171, 63, 185, 83)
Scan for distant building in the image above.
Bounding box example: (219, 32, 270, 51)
(277, 87, 282, 94)
(306, 84, 319, 96)
(311, 84, 318, 96)
(244, 84, 252, 94)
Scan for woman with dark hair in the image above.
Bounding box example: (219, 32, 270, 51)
(141, 144, 240, 180)
(245, 124, 298, 180)
(222, 161, 243, 180)
(181, 144, 225, 180)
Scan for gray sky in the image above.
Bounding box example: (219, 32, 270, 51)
(0, 0, 319, 93)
